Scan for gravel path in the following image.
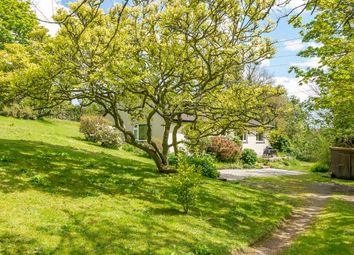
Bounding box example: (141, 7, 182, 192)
(219, 168, 307, 180)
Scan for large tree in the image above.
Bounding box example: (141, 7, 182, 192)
(290, 0, 354, 146)
(20, 0, 284, 172)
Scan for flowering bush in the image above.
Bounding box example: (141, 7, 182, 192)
(80, 115, 122, 148)
(208, 136, 241, 162)
(94, 124, 123, 148)
(80, 115, 111, 142)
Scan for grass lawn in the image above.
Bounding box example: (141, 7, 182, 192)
(282, 197, 354, 255)
(266, 159, 315, 172)
(0, 116, 300, 255)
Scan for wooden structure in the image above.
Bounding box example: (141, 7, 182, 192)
(331, 147, 354, 180)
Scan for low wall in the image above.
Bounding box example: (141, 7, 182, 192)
(331, 147, 354, 180)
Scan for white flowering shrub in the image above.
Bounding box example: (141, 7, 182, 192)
(79, 115, 122, 148)
(95, 124, 123, 148)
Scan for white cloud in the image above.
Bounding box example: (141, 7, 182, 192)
(290, 57, 320, 68)
(31, 0, 66, 36)
(260, 59, 271, 67)
(273, 76, 316, 101)
(283, 40, 321, 51)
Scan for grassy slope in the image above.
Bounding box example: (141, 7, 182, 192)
(282, 197, 354, 255)
(0, 116, 298, 255)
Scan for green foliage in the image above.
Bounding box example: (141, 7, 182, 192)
(192, 243, 212, 255)
(290, 1, 354, 146)
(240, 148, 257, 167)
(49, 103, 82, 121)
(170, 155, 202, 213)
(208, 136, 241, 162)
(167, 153, 178, 166)
(30, 174, 52, 188)
(1, 103, 37, 119)
(187, 154, 219, 179)
(310, 162, 330, 173)
(232, 136, 242, 146)
(269, 130, 291, 152)
(0, 0, 38, 48)
(168, 153, 219, 179)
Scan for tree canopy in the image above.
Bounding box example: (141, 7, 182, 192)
(0, 0, 38, 49)
(290, 0, 354, 147)
(1, 0, 285, 172)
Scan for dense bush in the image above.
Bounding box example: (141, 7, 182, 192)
(94, 124, 123, 148)
(80, 115, 111, 142)
(168, 153, 178, 166)
(1, 103, 36, 119)
(208, 136, 241, 162)
(310, 162, 330, 173)
(168, 153, 219, 178)
(185, 137, 211, 154)
(170, 155, 202, 213)
(187, 154, 219, 178)
(79, 115, 122, 148)
(240, 148, 257, 166)
(269, 130, 291, 152)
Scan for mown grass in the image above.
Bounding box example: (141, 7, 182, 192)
(0, 116, 300, 255)
(266, 159, 315, 172)
(282, 197, 354, 255)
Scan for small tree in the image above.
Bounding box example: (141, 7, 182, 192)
(171, 156, 202, 214)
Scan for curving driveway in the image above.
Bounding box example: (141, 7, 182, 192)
(219, 168, 307, 180)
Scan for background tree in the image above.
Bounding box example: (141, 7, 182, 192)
(290, 0, 354, 147)
(0, 0, 38, 49)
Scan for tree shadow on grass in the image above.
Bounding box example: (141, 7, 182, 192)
(0, 139, 311, 254)
(0, 139, 164, 200)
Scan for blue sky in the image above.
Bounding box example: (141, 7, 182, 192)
(33, 0, 317, 100)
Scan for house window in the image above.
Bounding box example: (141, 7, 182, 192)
(133, 124, 148, 141)
(240, 132, 248, 143)
(256, 132, 265, 143)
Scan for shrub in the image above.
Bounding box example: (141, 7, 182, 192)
(240, 148, 257, 167)
(168, 153, 219, 178)
(168, 153, 178, 166)
(1, 103, 36, 119)
(208, 136, 241, 162)
(269, 130, 291, 152)
(187, 154, 219, 178)
(170, 155, 202, 213)
(232, 136, 242, 146)
(94, 124, 123, 148)
(79, 115, 122, 148)
(185, 137, 211, 154)
(310, 162, 330, 173)
(80, 115, 111, 142)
